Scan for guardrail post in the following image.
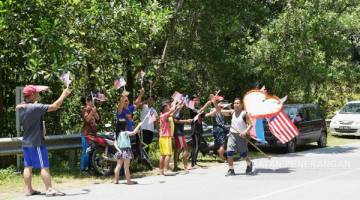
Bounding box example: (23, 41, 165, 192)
(15, 86, 24, 171)
(68, 150, 77, 170)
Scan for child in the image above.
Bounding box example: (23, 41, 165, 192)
(159, 101, 176, 176)
(113, 121, 143, 184)
(173, 103, 193, 173)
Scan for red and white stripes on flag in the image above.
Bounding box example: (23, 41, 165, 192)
(266, 110, 299, 144)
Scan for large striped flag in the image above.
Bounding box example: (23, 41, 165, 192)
(266, 110, 299, 144)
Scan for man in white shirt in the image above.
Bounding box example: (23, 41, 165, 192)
(221, 98, 253, 176)
(136, 88, 158, 152)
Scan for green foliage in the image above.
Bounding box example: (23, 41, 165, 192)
(247, 0, 360, 114)
(0, 0, 172, 135)
(1, 0, 360, 137)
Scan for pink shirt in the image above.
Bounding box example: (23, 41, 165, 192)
(159, 113, 174, 137)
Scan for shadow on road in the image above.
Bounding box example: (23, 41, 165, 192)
(254, 167, 295, 174)
(254, 143, 359, 158)
(302, 146, 359, 154)
(62, 189, 91, 197)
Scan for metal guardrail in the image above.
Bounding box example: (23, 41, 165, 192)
(0, 124, 214, 157)
(0, 134, 82, 156)
(1, 119, 331, 157)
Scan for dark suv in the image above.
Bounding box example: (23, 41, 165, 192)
(263, 104, 328, 153)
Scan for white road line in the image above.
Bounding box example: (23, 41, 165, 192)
(247, 167, 360, 200)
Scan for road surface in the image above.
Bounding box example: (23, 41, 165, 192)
(19, 142, 360, 200)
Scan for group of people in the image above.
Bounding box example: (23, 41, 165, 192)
(16, 84, 254, 196)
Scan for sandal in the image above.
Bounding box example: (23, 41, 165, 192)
(163, 171, 176, 176)
(25, 190, 42, 196)
(126, 180, 138, 185)
(45, 190, 66, 197)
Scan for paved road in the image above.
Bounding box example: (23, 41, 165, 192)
(20, 142, 360, 200)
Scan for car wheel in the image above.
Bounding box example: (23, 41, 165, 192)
(286, 139, 296, 153)
(317, 132, 327, 148)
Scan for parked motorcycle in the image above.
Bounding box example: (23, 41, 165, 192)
(85, 124, 153, 176)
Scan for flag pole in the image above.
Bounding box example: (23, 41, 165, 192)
(230, 125, 271, 160)
(91, 91, 94, 105)
(149, 80, 153, 98)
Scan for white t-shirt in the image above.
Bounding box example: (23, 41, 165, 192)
(140, 104, 158, 132)
(230, 111, 247, 133)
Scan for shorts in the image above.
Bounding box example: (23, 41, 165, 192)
(115, 148, 133, 160)
(174, 136, 187, 150)
(23, 145, 49, 169)
(159, 136, 172, 156)
(213, 127, 226, 148)
(227, 132, 248, 154)
(227, 151, 248, 158)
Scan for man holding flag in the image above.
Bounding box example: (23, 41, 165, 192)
(135, 88, 159, 152)
(16, 85, 71, 196)
(189, 94, 212, 168)
(221, 98, 254, 176)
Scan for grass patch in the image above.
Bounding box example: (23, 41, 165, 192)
(327, 134, 360, 147)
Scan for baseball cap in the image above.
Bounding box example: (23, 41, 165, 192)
(23, 85, 49, 97)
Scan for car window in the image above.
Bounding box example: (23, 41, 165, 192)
(340, 103, 360, 114)
(297, 108, 310, 122)
(284, 107, 297, 120)
(306, 107, 321, 121)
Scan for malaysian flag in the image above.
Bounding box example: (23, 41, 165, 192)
(144, 108, 157, 123)
(171, 91, 183, 107)
(114, 77, 126, 90)
(114, 79, 121, 90)
(172, 91, 183, 102)
(139, 70, 146, 87)
(266, 110, 299, 144)
(35, 85, 49, 92)
(61, 72, 72, 88)
(93, 92, 108, 102)
(214, 95, 224, 101)
(187, 100, 195, 110)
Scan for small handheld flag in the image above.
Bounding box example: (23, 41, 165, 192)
(93, 92, 108, 102)
(61, 72, 72, 88)
(172, 91, 183, 102)
(187, 100, 195, 110)
(139, 70, 145, 87)
(114, 79, 121, 90)
(35, 85, 49, 92)
(143, 108, 157, 124)
(114, 77, 127, 90)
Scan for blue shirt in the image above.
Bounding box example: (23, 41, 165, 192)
(116, 104, 135, 131)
